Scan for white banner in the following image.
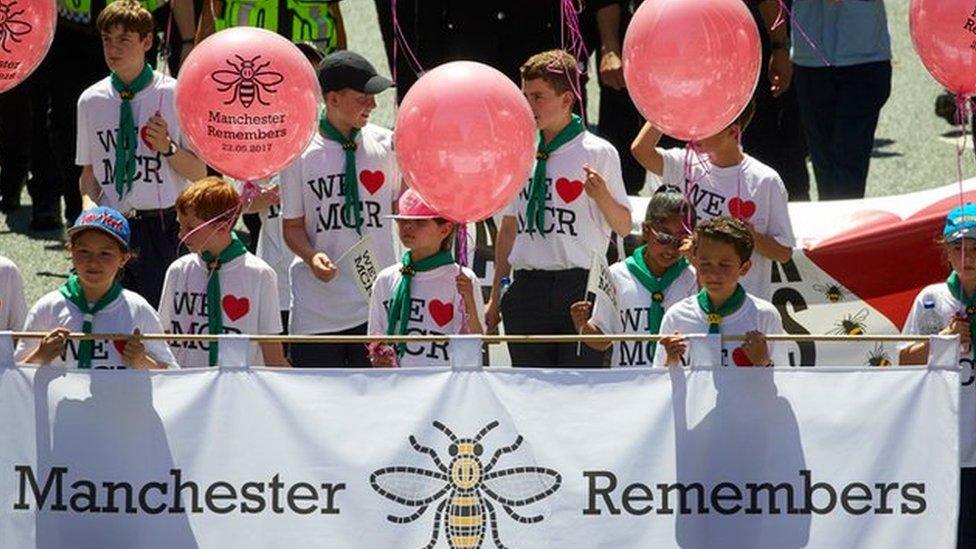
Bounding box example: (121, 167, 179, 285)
(0, 365, 959, 548)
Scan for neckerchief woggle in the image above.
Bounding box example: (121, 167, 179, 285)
(58, 273, 124, 369)
(201, 234, 248, 366)
(318, 115, 364, 235)
(697, 284, 747, 334)
(387, 250, 455, 357)
(525, 114, 586, 237)
(625, 247, 689, 358)
(947, 271, 976, 358)
(110, 64, 155, 200)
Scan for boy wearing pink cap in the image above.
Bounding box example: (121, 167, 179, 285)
(368, 190, 485, 367)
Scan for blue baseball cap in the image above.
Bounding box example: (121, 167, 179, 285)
(67, 207, 131, 249)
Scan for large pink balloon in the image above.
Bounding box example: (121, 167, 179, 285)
(910, 0, 976, 97)
(175, 28, 319, 181)
(395, 61, 536, 223)
(623, 0, 761, 141)
(0, 0, 56, 93)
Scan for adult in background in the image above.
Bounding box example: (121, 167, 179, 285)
(791, 0, 890, 200)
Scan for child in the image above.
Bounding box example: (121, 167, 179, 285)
(0, 255, 26, 331)
(368, 189, 485, 367)
(487, 49, 632, 368)
(899, 205, 976, 548)
(652, 216, 787, 368)
(15, 207, 176, 369)
(571, 189, 699, 367)
(159, 177, 288, 367)
(631, 102, 794, 300)
(76, 0, 207, 308)
(281, 50, 398, 368)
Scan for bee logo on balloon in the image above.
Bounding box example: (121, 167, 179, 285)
(370, 420, 561, 549)
(210, 54, 284, 109)
(0, 1, 33, 54)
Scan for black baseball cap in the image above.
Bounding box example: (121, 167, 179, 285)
(318, 51, 394, 94)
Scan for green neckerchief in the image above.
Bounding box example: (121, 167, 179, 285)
(200, 234, 248, 366)
(110, 64, 155, 201)
(697, 284, 747, 334)
(525, 114, 586, 237)
(58, 273, 124, 369)
(318, 114, 364, 235)
(947, 271, 976, 358)
(387, 250, 455, 357)
(625, 247, 689, 359)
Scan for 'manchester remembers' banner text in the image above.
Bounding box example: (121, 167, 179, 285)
(0, 366, 959, 548)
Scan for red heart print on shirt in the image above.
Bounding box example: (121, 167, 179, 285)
(360, 170, 385, 195)
(140, 125, 152, 150)
(222, 295, 250, 321)
(113, 339, 127, 355)
(428, 300, 454, 327)
(731, 346, 755, 367)
(728, 197, 756, 221)
(556, 177, 584, 204)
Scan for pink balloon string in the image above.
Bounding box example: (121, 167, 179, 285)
(954, 94, 971, 307)
(770, 0, 832, 68)
(390, 0, 424, 87)
(733, 125, 745, 220)
(556, 0, 589, 125)
(456, 222, 469, 268)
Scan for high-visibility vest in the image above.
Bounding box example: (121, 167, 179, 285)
(58, 0, 164, 27)
(214, 0, 339, 53)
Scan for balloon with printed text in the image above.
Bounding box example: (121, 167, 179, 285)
(394, 61, 536, 222)
(175, 27, 319, 181)
(0, 0, 56, 93)
(910, 0, 976, 97)
(622, 0, 761, 141)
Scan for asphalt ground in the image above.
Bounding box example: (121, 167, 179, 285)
(1, 0, 965, 305)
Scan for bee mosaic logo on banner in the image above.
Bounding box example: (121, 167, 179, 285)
(175, 27, 320, 182)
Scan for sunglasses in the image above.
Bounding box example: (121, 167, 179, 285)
(646, 225, 689, 247)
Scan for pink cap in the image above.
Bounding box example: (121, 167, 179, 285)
(389, 188, 443, 220)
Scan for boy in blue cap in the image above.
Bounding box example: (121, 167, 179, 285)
(15, 207, 177, 369)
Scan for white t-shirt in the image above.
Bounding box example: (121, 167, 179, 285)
(159, 252, 282, 368)
(76, 72, 190, 212)
(14, 289, 177, 369)
(900, 282, 976, 467)
(243, 176, 294, 312)
(280, 124, 398, 333)
(591, 261, 698, 367)
(0, 256, 27, 331)
(368, 263, 486, 368)
(660, 149, 795, 299)
(652, 292, 788, 368)
(503, 131, 631, 271)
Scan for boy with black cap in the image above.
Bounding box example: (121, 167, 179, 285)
(281, 50, 399, 367)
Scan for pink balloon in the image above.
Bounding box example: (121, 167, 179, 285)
(622, 0, 761, 141)
(0, 0, 56, 93)
(175, 28, 319, 181)
(910, 0, 976, 97)
(395, 61, 536, 223)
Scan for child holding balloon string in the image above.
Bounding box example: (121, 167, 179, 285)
(630, 101, 794, 301)
(367, 189, 485, 368)
(76, 0, 206, 310)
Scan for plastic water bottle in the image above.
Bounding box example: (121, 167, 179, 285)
(919, 299, 943, 335)
(499, 276, 512, 301)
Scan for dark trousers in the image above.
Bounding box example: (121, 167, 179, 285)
(0, 53, 63, 218)
(501, 268, 609, 368)
(122, 210, 180, 309)
(961, 468, 976, 548)
(598, 83, 645, 196)
(289, 323, 370, 368)
(743, 85, 810, 202)
(793, 61, 891, 201)
(48, 24, 108, 223)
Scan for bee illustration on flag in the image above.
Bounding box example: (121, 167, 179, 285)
(831, 308, 870, 336)
(370, 420, 561, 549)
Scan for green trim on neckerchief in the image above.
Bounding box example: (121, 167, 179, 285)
(319, 115, 364, 235)
(58, 273, 123, 369)
(625, 247, 689, 359)
(697, 284, 747, 334)
(525, 114, 585, 237)
(110, 64, 155, 201)
(200, 234, 248, 366)
(387, 250, 455, 357)
(947, 271, 976, 358)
